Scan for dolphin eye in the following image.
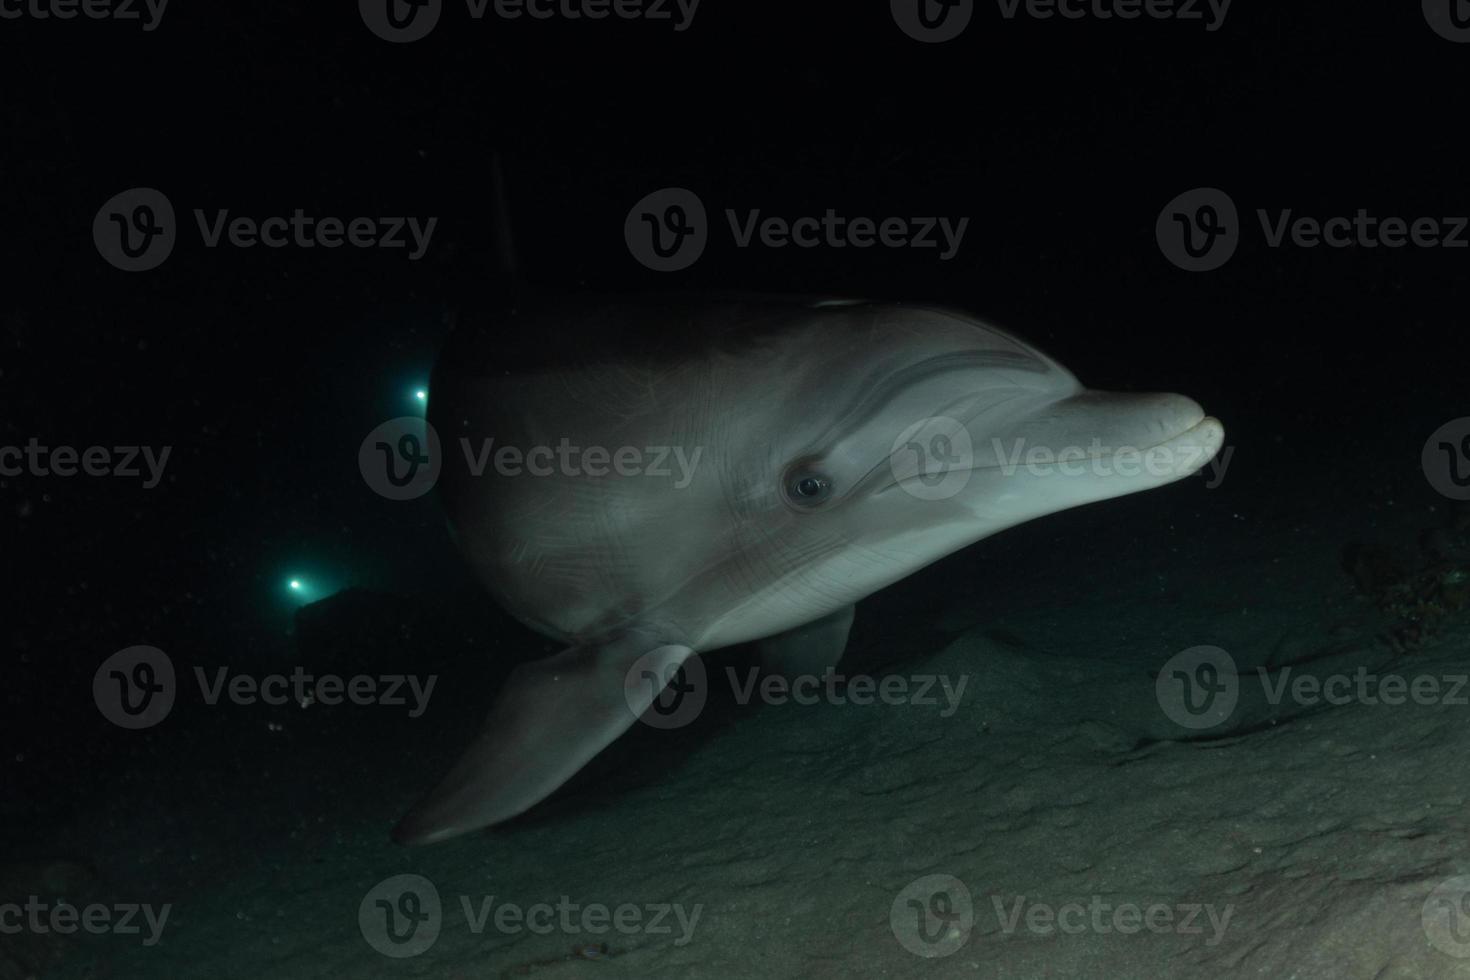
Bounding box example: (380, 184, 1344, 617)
(783, 466, 834, 508)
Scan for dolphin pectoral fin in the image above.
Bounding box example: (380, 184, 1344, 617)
(393, 636, 694, 846)
(756, 604, 856, 676)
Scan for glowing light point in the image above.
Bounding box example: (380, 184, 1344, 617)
(415, 389, 427, 402)
(282, 572, 334, 607)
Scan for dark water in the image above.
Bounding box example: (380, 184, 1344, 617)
(4, 2, 1469, 977)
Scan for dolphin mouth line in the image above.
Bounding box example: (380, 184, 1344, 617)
(973, 412, 1223, 470)
(1124, 413, 1220, 457)
(1011, 413, 1222, 472)
(871, 414, 1224, 496)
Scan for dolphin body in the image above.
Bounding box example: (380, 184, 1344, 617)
(394, 294, 1224, 845)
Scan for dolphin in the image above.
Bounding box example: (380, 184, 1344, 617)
(393, 294, 1224, 845)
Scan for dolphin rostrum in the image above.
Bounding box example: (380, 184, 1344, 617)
(393, 294, 1224, 844)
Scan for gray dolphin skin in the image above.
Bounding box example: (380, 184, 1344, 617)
(393, 295, 1225, 845)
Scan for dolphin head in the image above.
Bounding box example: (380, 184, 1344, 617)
(704, 304, 1224, 635)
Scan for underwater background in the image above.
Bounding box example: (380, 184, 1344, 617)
(4, 1, 1470, 976)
